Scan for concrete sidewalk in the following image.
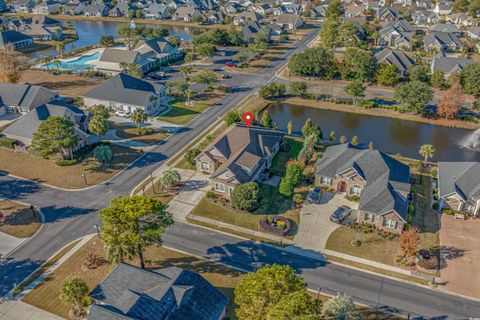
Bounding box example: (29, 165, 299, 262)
(0, 233, 26, 258)
(0, 301, 63, 320)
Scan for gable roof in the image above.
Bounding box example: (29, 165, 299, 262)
(430, 56, 473, 74)
(99, 48, 139, 64)
(2, 102, 86, 141)
(438, 162, 480, 200)
(83, 73, 161, 107)
(0, 83, 56, 110)
(201, 124, 284, 184)
(424, 31, 462, 48)
(375, 48, 414, 73)
(0, 30, 32, 47)
(88, 263, 228, 320)
(316, 143, 411, 220)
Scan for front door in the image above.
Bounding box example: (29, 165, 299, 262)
(338, 181, 346, 192)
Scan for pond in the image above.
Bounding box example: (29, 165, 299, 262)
(28, 19, 199, 59)
(266, 102, 480, 162)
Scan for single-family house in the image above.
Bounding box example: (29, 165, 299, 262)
(88, 263, 228, 320)
(428, 23, 462, 36)
(223, 2, 243, 13)
(0, 30, 33, 49)
(233, 11, 263, 25)
(309, 5, 327, 19)
(0, 83, 57, 114)
(255, 3, 272, 15)
(21, 15, 63, 41)
(63, 3, 86, 15)
(172, 6, 204, 22)
(375, 48, 414, 76)
(205, 11, 224, 24)
(345, 4, 366, 18)
(84, 4, 110, 16)
(2, 101, 89, 147)
(315, 143, 411, 234)
(411, 10, 439, 26)
(83, 73, 167, 116)
(438, 162, 480, 216)
(424, 31, 463, 52)
(433, 1, 452, 15)
(274, 13, 303, 30)
(242, 21, 272, 43)
(11, 0, 35, 13)
(144, 3, 171, 19)
(378, 20, 415, 50)
(430, 55, 474, 78)
(32, 0, 61, 14)
(195, 124, 285, 198)
(467, 28, 480, 40)
(446, 13, 477, 27)
(108, 2, 134, 17)
(376, 7, 400, 21)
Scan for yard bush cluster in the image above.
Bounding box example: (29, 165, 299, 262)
(395, 254, 415, 267)
(348, 221, 396, 239)
(346, 194, 360, 202)
(0, 135, 17, 149)
(416, 249, 439, 270)
(55, 159, 78, 166)
(259, 215, 291, 236)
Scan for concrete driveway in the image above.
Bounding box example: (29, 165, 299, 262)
(439, 215, 480, 299)
(294, 191, 359, 251)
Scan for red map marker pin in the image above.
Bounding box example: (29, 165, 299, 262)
(243, 112, 254, 127)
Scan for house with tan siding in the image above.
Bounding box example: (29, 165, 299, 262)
(438, 162, 480, 216)
(315, 143, 411, 234)
(195, 124, 284, 198)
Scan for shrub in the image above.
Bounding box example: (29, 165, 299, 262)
(206, 190, 217, 199)
(347, 195, 360, 202)
(0, 135, 16, 149)
(259, 215, 291, 236)
(55, 159, 78, 166)
(417, 256, 438, 270)
(458, 114, 478, 123)
(432, 202, 439, 210)
(185, 148, 201, 166)
(351, 239, 361, 247)
(442, 208, 455, 215)
(231, 182, 260, 211)
(408, 204, 415, 214)
(356, 100, 377, 108)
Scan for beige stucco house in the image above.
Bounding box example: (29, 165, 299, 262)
(195, 124, 285, 198)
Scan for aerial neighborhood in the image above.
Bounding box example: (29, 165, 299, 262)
(0, 0, 479, 318)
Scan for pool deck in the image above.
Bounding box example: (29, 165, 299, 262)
(34, 48, 104, 71)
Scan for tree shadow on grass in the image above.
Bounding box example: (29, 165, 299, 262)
(438, 245, 466, 269)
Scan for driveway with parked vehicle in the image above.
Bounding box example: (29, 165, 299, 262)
(294, 191, 359, 251)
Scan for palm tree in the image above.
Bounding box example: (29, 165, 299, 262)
(168, 36, 181, 49)
(52, 59, 61, 72)
(159, 170, 181, 190)
(419, 144, 435, 167)
(119, 62, 129, 73)
(60, 277, 89, 316)
(40, 56, 53, 71)
(56, 41, 65, 58)
(371, 31, 379, 46)
(94, 144, 113, 164)
(88, 114, 109, 139)
(131, 108, 147, 134)
(185, 88, 193, 102)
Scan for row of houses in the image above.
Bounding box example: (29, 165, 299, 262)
(0, 72, 169, 147)
(194, 124, 480, 235)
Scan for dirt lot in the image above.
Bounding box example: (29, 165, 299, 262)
(439, 215, 480, 299)
(20, 70, 105, 97)
(0, 200, 41, 238)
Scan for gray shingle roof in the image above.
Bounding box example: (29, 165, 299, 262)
(424, 31, 462, 48)
(316, 144, 411, 220)
(0, 83, 56, 110)
(202, 124, 284, 184)
(375, 49, 414, 73)
(88, 263, 228, 320)
(83, 73, 159, 107)
(99, 48, 139, 64)
(438, 162, 480, 200)
(430, 56, 473, 74)
(0, 30, 32, 48)
(2, 102, 86, 141)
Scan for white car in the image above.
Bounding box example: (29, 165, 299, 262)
(115, 110, 131, 118)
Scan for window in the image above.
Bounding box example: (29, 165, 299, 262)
(215, 183, 225, 192)
(201, 162, 210, 171)
(320, 177, 332, 185)
(364, 212, 374, 222)
(350, 186, 362, 196)
(383, 219, 397, 229)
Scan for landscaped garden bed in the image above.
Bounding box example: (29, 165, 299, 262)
(259, 215, 291, 236)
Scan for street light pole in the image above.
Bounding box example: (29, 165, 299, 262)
(30, 205, 36, 218)
(82, 171, 87, 185)
(93, 224, 101, 239)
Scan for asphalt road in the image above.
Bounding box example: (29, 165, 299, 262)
(1, 26, 480, 318)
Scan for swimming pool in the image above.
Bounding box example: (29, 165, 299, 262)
(44, 51, 101, 71)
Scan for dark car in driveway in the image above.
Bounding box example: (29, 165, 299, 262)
(330, 206, 352, 224)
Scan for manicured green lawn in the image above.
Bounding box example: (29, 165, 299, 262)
(271, 137, 303, 176)
(191, 184, 299, 235)
(157, 98, 211, 125)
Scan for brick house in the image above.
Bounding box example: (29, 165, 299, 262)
(438, 162, 480, 216)
(315, 143, 411, 234)
(195, 124, 285, 198)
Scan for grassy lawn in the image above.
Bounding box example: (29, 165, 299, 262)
(136, 176, 176, 204)
(325, 169, 439, 269)
(157, 94, 220, 125)
(0, 200, 42, 238)
(271, 137, 303, 176)
(191, 184, 299, 237)
(110, 122, 168, 145)
(0, 144, 142, 189)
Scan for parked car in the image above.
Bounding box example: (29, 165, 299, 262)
(222, 74, 231, 79)
(330, 206, 352, 224)
(305, 187, 321, 204)
(225, 62, 237, 67)
(115, 110, 131, 118)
